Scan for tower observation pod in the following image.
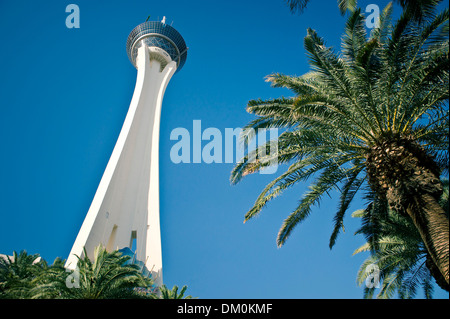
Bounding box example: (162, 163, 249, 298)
(65, 20, 187, 287)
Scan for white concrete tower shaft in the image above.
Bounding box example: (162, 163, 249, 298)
(65, 21, 187, 287)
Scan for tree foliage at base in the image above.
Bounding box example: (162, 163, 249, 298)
(0, 245, 193, 299)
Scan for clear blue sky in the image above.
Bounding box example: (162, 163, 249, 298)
(0, 0, 448, 299)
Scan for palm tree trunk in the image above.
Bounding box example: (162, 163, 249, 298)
(426, 250, 449, 291)
(366, 136, 449, 285)
(408, 193, 449, 285)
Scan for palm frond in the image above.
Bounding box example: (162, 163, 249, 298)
(330, 169, 366, 249)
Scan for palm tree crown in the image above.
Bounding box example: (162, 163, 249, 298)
(0, 251, 44, 298)
(153, 284, 194, 299)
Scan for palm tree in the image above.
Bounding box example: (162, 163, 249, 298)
(231, 3, 449, 283)
(0, 250, 44, 298)
(152, 284, 194, 299)
(353, 180, 449, 298)
(285, 0, 443, 21)
(32, 245, 154, 299)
